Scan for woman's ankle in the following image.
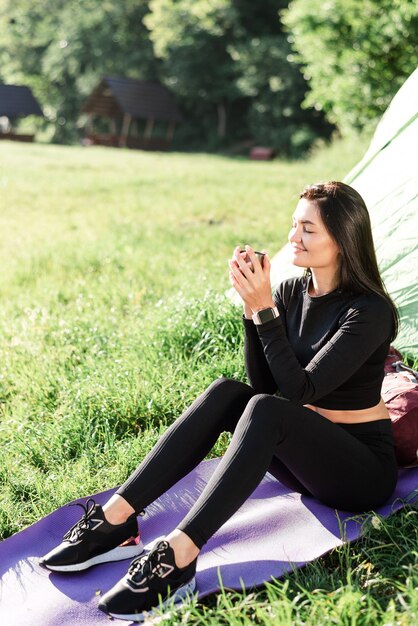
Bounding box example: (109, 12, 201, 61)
(166, 529, 200, 569)
(102, 494, 136, 525)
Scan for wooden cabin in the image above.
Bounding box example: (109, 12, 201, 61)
(0, 84, 43, 141)
(81, 77, 183, 150)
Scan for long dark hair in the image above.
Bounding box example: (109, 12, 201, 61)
(300, 181, 399, 341)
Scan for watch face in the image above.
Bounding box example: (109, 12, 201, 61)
(258, 308, 275, 324)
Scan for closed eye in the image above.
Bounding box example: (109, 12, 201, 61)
(291, 218, 314, 234)
(292, 222, 313, 234)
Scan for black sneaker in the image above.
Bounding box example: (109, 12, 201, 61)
(98, 539, 197, 621)
(39, 498, 144, 572)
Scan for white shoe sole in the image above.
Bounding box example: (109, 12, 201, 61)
(107, 577, 197, 622)
(43, 540, 145, 572)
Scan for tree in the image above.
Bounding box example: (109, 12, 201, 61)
(282, 0, 418, 133)
(230, 1, 332, 155)
(0, 0, 158, 142)
(0, 0, 335, 154)
(144, 0, 241, 141)
(145, 0, 332, 154)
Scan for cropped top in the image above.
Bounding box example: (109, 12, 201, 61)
(243, 275, 393, 410)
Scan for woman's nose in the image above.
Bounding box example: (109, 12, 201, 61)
(289, 227, 302, 243)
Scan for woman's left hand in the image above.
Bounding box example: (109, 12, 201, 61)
(229, 245, 275, 312)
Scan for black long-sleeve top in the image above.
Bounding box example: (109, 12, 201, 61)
(243, 276, 393, 410)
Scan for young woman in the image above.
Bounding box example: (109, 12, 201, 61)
(40, 181, 399, 621)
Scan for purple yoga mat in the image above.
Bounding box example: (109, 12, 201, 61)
(1, 459, 417, 626)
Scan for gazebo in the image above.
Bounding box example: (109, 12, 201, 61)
(81, 77, 183, 150)
(0, 84, 43, 141)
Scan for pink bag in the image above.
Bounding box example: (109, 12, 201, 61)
(382, 348, 418, 467)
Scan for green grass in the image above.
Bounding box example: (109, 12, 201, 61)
(1, 135, 416, 624)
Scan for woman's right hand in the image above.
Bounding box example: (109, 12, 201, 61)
(229, 245, 273, 314)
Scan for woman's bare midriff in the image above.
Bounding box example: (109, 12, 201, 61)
(304, 398, 390, 424)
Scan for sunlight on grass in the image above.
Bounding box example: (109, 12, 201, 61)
(1, 135, 416, 624)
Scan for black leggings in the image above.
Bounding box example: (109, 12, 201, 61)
(117, 378, 398, 549)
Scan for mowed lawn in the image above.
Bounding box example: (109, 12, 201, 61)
(1, 137, 416, 625)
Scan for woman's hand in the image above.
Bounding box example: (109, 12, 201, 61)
(229, 245, 275, 314)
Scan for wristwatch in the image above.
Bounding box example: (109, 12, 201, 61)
(252, 306, 280, 325)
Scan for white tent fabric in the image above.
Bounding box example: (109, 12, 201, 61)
(268, 68, 418, 356)
(343, 68, 418, 356)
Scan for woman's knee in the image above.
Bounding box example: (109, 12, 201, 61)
(200, 377, 256, 432)
(206, 376, 254, 400)
(246, 393, 278, 412)
(242, 393, 283, 429)
(232, 394, 284, 445)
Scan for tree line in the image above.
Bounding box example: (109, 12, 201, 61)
(0, 0, 416, 156)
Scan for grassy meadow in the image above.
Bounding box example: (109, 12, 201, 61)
(1, 136, 417, 624)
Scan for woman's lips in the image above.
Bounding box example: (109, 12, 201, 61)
(292, 246, 307, 253)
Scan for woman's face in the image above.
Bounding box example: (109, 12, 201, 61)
(288, 198, 340, 272)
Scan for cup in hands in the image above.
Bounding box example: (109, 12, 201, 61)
(239, 248, 266, 272)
